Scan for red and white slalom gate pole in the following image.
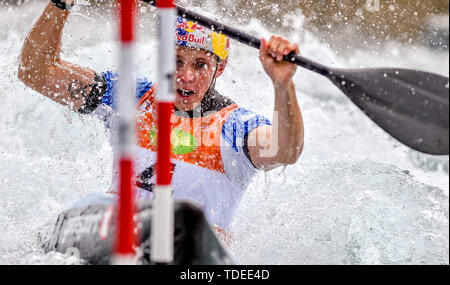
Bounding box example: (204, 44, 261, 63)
(151, 0, 176, 264)
(112, 0, 137, 265)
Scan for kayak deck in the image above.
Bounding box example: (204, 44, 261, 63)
(39, 201, 235, 265)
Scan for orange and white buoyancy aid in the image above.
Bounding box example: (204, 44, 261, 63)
(136, 86, 238, 176)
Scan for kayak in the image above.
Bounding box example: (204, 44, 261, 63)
(38, 198, 235, 265)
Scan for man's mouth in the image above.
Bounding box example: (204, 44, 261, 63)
(177, 89, 195, 97)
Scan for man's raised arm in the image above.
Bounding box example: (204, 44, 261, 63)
(18, 1, 96, 112)
(248, 36, 305, 171)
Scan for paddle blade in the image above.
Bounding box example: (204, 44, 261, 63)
(328, 68, 449, 155)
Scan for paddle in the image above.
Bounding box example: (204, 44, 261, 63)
(141, 0, 449, 155)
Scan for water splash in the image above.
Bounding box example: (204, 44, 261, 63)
(0, 1, 448, 265)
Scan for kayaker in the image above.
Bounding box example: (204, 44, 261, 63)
(18, 0, 304, 244)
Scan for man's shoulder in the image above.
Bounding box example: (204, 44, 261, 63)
(222, 106, 271, 147)
(99, 71, 154, 107)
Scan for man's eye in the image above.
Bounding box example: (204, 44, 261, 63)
(176, 59, 183, 66)
(196, 62, 207, 69)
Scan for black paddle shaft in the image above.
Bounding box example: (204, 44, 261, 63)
(141, 0, 449, 155)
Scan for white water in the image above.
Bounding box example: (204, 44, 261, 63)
(0, 1, 448, 264)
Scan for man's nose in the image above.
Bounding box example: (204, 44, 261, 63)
(178, 65, 195, 83)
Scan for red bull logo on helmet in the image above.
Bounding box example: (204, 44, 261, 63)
(176, 21, 207, 47)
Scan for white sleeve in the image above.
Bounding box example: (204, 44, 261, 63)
(221, 108, 271, 190)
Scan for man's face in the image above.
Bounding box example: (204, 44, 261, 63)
(175, 47, 222, 111)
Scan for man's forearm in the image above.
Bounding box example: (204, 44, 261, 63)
(272, 80, 304, 164)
